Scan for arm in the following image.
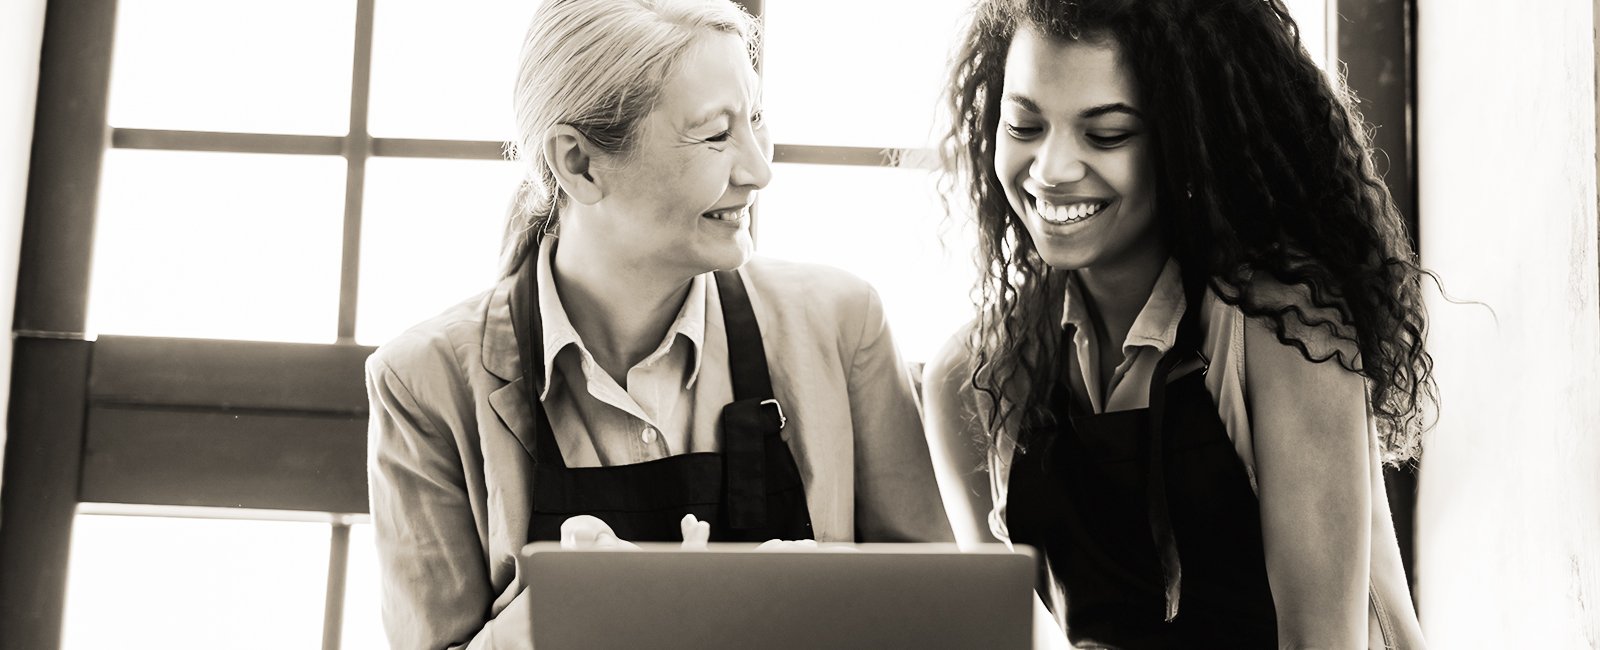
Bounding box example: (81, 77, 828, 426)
(922, 330, 1003, 549)
(847, 286, 956, 543)
(367, 357, 534, 650)
(1244, 316, 1370, 650)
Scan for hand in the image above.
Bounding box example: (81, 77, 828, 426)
(679, 514, 711, 550)
(755, 539, 819, 551)
(559, 515, 639, 550)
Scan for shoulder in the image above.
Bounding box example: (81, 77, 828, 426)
(740, 255, 877, 307)
(366, 289, 494, 392)
(924, 320, 977, 393)
(1215, 271, 1362, 370)
(924, 320, 995, 422)
(739, 255, 884, 342)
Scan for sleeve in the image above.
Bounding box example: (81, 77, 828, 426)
(844, 285, 957, 543)
(366, 355, 535, 650)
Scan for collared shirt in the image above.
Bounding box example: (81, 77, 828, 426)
(1060, 257, 1188, 414)
(532, 237, 721, 466)
(365, 251, 954, 650)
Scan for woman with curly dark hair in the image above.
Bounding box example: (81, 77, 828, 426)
(922, 0, 1433, 647)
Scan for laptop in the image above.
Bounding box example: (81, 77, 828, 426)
(516, 542, 1036, 650)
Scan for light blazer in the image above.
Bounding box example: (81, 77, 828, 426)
(366, 255, 955, 650)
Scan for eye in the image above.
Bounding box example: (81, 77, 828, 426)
(1004, 123, 1043, 140)
(750, 109, 764, 129)
(705, 131, 732, 143)
(1087, 131, 1135, 147)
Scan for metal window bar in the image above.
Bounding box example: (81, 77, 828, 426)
(110, 128, 939, 168)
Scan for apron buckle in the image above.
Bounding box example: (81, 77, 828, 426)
(759, 398, 787, 430)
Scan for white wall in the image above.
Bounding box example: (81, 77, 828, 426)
(1416, 0, 1600, 646)
(0, 0, 49, 501)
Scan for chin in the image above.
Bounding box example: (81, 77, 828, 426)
(688, 238, 753, 274)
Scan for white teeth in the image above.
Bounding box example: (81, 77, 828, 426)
(704, 207, 746, 222)
(1037, 200, 1104, 224)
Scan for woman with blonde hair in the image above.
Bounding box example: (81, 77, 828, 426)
(925, 0, 1431, 647)
(365, 1, 952, 647)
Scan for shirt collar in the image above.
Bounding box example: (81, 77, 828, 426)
(1061, 257, 1186, 355)
(534, 236, 707, 399)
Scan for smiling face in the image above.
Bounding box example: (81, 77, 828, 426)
(591, 31, 771, 276)
(995, 27, 1160, 274)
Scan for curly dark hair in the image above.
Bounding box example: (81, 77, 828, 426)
(943, 0, 1435, 465)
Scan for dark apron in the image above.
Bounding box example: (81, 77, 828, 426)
(1006, 274, 1278, 650)
(507, 255, 813, 543)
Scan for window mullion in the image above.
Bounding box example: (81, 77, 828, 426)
(321, 519, 353, 650)
(337, 0, 377, 343)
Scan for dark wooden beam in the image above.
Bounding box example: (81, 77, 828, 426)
(0, 337, 94, 650)
(79, 407, 369, 513)
(1338, 0, 1418, 249)
(90, 336, 375, 414)
(13, 0, 118, 334)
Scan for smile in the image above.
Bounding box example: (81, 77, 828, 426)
(1035, 198, 1110, 224)
(702, 206, 748, 222)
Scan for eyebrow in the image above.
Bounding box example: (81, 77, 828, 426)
(683, 109, 731, 132)
(1002, 93, 1144, 120)
(1081, 102, 1143, 119)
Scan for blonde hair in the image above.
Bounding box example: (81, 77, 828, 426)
(500, 0, 760, 276)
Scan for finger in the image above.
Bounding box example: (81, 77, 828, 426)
(679, 514, 698, 541)
(684, 520, 710, 550)
(561, 515, 615, 549)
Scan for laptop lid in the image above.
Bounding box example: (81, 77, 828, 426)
(516, 542, 1036, 650)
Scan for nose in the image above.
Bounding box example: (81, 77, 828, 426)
(730, 121, 773, 190)
(1030, 131, 1089, 188)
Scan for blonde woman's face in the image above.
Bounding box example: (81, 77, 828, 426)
(595, 32, 771, 275)
(995, 28, 1159, 273)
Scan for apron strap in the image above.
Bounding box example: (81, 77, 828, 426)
(714, 269, 786, 529)
(1144, 269, 1210, 621)
(712, 270, 778, 405)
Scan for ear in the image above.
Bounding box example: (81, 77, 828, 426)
(542, 125, 603, 206)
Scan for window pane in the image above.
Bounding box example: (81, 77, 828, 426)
(342, 523, 386, 650)
(756, 164, 978, 363)
(763, 0, 973, 150)
(1282, 0, 1329, 70)
(368, 0, 537, 141)
(62, 515, 331, 650)
(356, 157, 523, 345)
(108, 0, 356, 135)
(88, 150, 346, 343)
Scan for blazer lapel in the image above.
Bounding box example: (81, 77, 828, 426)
(481, 274, 540, 461)
(490, 379, 539, 461)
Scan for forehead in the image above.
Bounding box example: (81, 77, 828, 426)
(654, 31, 759, 129)
(1003, 26, 1139, 111)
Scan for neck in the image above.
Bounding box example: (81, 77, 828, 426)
(1075, 237, 1170, 346)
(549, 227, 696, 385)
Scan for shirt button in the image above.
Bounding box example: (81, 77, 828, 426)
(642, 427, 657, 444)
